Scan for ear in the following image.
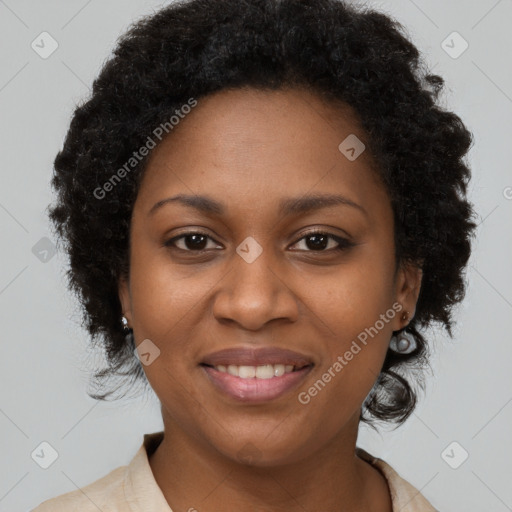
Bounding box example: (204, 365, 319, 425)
(118, 275, 133, 326)
(393, 260, 423, 330)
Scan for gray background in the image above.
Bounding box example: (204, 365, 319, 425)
(1, 0, 511, 510)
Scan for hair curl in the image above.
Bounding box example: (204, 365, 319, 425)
(48, 0, 477, 427)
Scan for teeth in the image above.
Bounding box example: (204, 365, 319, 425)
(215, 364, 296, 379)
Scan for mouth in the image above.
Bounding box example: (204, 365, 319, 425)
(199, 346, 315, 403)
(199, 361, 314, 403)
(199, 347, 315, 404)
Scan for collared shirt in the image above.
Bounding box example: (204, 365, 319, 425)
(32, 431, 438, 511)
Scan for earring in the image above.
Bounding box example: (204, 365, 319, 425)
(389, 309, 416, 354)
(121, 315, 135, 347)
(121, 315, 130, 332)
(389, 330, 417, 354)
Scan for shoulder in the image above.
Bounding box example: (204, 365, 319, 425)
(31, 431, 167, 512)
(30, 465, 127, 512)
(356, 447, 439, 512)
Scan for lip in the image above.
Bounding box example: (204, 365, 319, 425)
(201, 364, 314, 403)
(200, 346, 314, 368)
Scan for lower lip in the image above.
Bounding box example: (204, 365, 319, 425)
(200, 365, 313, 403)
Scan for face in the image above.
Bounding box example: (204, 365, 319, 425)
(119, 87, 422, 466)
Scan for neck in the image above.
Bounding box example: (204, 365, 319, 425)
(148, 411, 392, 512)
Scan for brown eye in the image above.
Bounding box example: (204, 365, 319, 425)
(291, 230, 355, 252)
(164, 232, 221, 252)
(164, 229, 355, 254)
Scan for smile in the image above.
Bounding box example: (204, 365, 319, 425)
(200, 363, 313, 403)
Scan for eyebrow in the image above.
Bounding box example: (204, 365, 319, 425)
(148, 193, 368, 218)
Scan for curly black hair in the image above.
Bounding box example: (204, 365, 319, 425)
(48, 0, 477, 427)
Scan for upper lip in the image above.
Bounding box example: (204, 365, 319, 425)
(200, 347, 314, 368)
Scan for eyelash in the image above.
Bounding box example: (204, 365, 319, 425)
(164, 229, 355, 254)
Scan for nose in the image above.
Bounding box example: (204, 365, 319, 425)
(212, 245, 300, 331)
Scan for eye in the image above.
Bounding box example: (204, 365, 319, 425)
(290, 229, 355, 252)
(164, 231, 222, 252)
(164, 229, 355, 254)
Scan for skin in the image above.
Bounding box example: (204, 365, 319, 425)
(118, 86, 423, 512)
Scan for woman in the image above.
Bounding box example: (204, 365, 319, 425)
(33, 0, 476, 510)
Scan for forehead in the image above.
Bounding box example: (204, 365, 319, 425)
(135, 86, 387, 218)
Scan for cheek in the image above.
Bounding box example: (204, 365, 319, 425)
(308, 250, 396, 338)
(301, 247, 395, 402)
(127, 238, 205, 337)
